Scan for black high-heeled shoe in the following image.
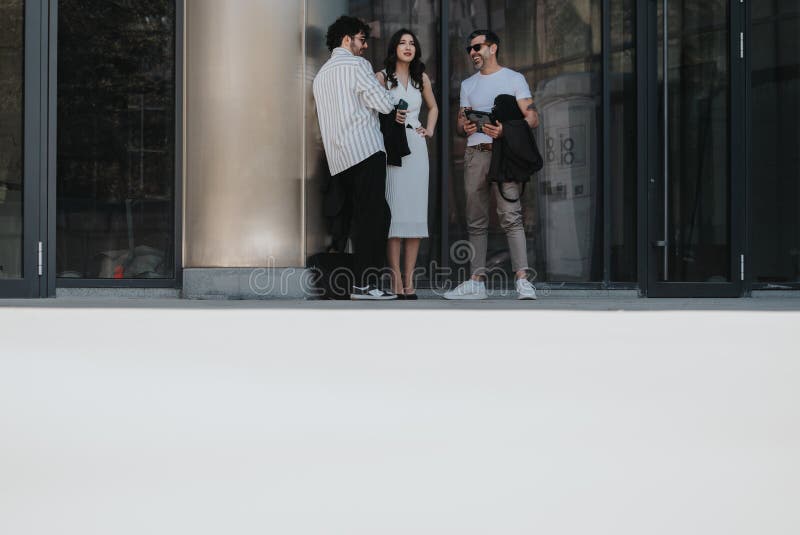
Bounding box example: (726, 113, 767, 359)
(392, 288, 406, 300)
(403, 289, 418, 300)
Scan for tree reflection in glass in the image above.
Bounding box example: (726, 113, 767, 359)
(0, 0, 24, 279)
(57, 0, 176, 279)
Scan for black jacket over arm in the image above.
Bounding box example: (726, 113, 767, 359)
(379, 111, 411, 166)
(487, 94, 543, 185)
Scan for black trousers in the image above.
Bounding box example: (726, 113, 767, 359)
(336, 151, 390, 287)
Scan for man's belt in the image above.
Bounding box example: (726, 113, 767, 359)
(470, 143, 493, 152)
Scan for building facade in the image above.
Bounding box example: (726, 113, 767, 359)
(0, 0, 798, 298)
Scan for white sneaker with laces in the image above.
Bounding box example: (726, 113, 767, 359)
(350, 285, 397, 300)
(515, 278, 538, 300)
(443, 279, 488, 300)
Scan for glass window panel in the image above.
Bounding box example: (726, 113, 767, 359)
(449, 0, 603, 283)
(751, 7, 800, 283)
(779, 0, 800, 15)
(306, 1, 634, 286)
(610, 0, 637, 282)
(655, 0, 730, 283)
(56, 0, 176, 279)
(0, 0, 24, 279)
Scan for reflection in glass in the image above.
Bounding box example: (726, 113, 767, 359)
(449, 0, 603, 283)
(305, 1, 441, 275)
(751, 2, 800, 283)
(657, 1, 730, 283)
(56, 0, 176, 279)
(0, 0, 24, 279)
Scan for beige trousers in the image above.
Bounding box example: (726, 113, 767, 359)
(463, 147, 529, 275)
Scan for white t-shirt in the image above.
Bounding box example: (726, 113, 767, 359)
(459, 67, 532, 146)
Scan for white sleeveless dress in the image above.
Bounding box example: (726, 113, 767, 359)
(385, 75, 429, 238)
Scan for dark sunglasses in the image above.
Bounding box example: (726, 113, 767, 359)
(465, 42, 491, 54)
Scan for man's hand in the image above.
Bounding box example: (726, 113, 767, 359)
(520, 98, 540, 129)
(483, 120, 503, 139)
(463, 120, 478, 136)
(458, 107, 478, 137)
(530, 109, 540, 129)
(395, 109, 408, 125)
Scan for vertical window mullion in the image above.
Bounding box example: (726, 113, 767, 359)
(602, 0, 612, 286)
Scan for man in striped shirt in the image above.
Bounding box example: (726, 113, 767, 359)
(313, 16, 397, 300)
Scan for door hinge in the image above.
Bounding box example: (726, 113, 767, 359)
(38, 241, 43, 276)
(740, 254, 745, 281)
(740, 32, 744, 59)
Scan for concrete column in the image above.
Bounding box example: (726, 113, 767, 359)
(184, 0, 304, 270)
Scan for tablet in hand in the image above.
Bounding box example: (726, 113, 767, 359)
(465, 110, 494, 133)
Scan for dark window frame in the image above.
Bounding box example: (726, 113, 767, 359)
(0, 0, 44, 298)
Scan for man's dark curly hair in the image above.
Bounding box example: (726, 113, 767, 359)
(325, 16, 371, 52)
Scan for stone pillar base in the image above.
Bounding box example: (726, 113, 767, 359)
(182, 268, 313, 300)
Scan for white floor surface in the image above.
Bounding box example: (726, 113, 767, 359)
(1, 300, 798, 535)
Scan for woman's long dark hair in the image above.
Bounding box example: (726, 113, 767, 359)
(383, 29, 425, 90)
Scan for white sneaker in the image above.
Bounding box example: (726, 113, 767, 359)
(350, 285, 397, 300)
(443, 279, 487, 300)
(515, 278, 538, 300)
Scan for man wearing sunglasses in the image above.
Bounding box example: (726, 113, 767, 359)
(313, 16, 398, 300)
(444, 30, 541, 300)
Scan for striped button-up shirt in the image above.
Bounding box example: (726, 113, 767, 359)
(313, 48, 395, 176)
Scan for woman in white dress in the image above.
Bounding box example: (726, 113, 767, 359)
(376, 29, 439, 299)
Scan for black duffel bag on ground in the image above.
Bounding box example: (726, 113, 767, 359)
(307, 252, 355, 300)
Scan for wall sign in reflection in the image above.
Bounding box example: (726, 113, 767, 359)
(545, 127, 587, 169)
(543, 125, 589, 200)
